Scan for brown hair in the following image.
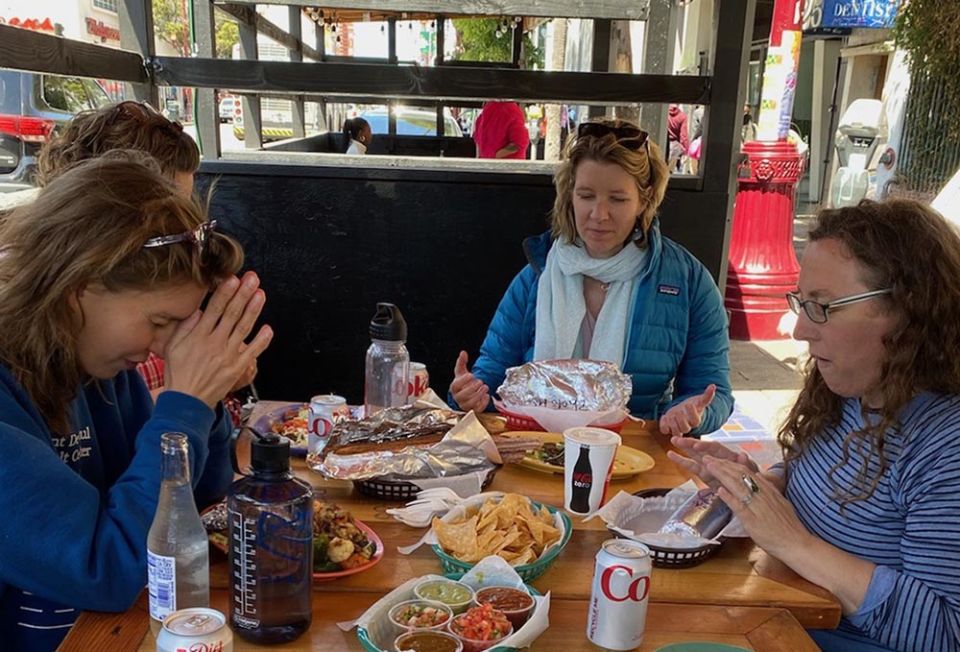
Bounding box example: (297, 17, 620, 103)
(0, 151, 242, 433)
(778, 199, 960, 504)
(36, 101, 200, 186)
(551, 118, 670, 246)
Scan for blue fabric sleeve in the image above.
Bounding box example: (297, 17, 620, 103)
(191, 401, 234, 510)
(449, 266, 536, 411)
(665, 263, 734, 435)
(0, 390, 215, 612)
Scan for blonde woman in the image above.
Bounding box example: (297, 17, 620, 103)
(449, 118, 732, 436)
(0, 152, 272, 650)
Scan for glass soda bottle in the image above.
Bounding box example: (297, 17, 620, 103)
(364, 302, 410, 417)
(147, 432, 210, 637)
(228, 434, 313, 644)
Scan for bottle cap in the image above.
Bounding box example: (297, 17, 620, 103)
(369, 302, 407, 341)
(250, 434, 290, 474)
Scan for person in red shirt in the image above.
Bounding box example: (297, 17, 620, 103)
(667, 104, 690, 172)
(473, 101, 530, 160)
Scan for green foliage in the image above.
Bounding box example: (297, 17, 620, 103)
(215, 17, 239, 59)
(153, 0, 190, 56)
(893, 0, 960, 194)
(451, 18, 544, 70)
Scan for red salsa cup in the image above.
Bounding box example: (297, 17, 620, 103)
(473, 586, 535, 629)
(447, 604, 513, 652)
(394, 629, 464, 652)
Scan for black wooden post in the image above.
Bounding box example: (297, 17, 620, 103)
(191, 0, 220, 160)
(119, 0, 158, 106)
(589, 18, 612, 118)
(288, 6, 306, 138)
(511, 17, 523, 68)
(237, 7, 262, 149)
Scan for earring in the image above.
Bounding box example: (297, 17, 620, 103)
(631, 219, 645, 242)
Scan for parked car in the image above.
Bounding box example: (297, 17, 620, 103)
(359, 107, 463, 137)
(218, 96, 238, 123)
(0, 69, 111, 189)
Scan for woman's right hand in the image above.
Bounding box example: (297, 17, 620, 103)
(164, 271, 273, 409)
(450, 351, 491, 413)
(667, 436, 759, 488)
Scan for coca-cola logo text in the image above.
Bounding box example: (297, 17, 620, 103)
(309, 416, 333, 437)
(572, 471, 592, 488)
(601, 564, 650, 602)
(176, 640, 225, 652)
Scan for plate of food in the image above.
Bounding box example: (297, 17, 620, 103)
(201, 499, 384, 581)
(254, 402, 310, 456)
(516, 432, 654, 479)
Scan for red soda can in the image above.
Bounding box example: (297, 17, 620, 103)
(156, 607, 233, 652)
(406, 362, 430, 403)
(587, 539, 651, 650)
(308, 394, 349, 456)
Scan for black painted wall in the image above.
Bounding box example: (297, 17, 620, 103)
(197, 162, 729, 404)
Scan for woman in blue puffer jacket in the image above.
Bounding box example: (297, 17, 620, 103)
(448, 118, 733, 437)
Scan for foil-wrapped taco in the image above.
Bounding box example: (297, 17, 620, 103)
(497, 359, 632, 412)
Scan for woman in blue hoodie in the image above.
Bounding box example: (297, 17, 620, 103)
(0, 152, 273, 650)
(449, 119, 732, 436)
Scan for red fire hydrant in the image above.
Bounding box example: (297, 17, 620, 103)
(725, 140, 805, 340)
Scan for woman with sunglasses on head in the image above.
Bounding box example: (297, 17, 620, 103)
(0, 152, 272, 651)
(449, 118, 733, 436)
(671, 199, 960, 651)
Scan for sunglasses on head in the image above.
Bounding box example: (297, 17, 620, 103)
(143, 220, 217, 256)
(108, 100, 183, 133)
(577, 122, 650, 151)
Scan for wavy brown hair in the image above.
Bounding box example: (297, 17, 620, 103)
(778, 199, 960, 504)
(551, 118, 670, 247)
(36, 101, 199, 186)
(0, 152, 242, 433)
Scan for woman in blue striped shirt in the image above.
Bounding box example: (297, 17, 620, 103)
(672, 199, 960, 652)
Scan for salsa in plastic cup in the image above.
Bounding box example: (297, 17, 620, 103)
(394, 629, 463, 652)
(447, 604, 513, 652)
(474, 586, 534, 629)
(388, 599, 453, 636)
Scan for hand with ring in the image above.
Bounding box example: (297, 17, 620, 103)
(701, 455, 812, 560)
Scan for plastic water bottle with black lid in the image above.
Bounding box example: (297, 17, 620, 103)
(228, 433, 313, 644)
(147, 432, 209, 637)
(364, 302, 410, 417)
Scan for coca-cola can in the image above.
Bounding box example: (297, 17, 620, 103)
(308, 394, 349, 456)
(406, 362, 430, 403)
(587, 539, 651, 650)
(156, 607, 233, 652)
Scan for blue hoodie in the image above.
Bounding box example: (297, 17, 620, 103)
(452, 225, 733, 435)
(0, 365, 233, 651)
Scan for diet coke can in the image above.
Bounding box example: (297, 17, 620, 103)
(308, 394, 349, 456)
(587, 539, 651, 650)
(156, 607, 233, 652)
(406, 362, 430, 403)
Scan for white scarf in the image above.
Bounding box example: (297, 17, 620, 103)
(534, 240, 647, 365)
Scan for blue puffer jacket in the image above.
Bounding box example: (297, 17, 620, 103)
(456, 223, 733, 435)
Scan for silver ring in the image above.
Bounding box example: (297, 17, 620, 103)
(740, 493, 753, 505)
(741, 473, 760, 494)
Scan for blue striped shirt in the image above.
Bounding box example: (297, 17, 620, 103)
(786, 392, 960, 652)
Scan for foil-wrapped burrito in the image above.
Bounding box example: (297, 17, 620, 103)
(497, 359, 632, 411)
(658, 487, 732, 540)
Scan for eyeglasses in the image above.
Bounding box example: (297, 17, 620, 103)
(577, 122, 650, 152)
(785, 288, 893, 324)
(143, 220, 217, 255)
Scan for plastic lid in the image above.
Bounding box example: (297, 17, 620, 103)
(250, 434, 290, 474)
(369, 302, 407, 341)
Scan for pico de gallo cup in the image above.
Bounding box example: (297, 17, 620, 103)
(388, 600, 453, 637)
(394, 629, 464, 652)
(473, 587, 534, 629)
(414, 579, 475, 614)
(447, 604, 513, 652)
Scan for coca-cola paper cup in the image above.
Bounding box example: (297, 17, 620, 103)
(563, 427, 622, 515)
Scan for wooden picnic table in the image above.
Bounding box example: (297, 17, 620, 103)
(60, 403, 839, 651)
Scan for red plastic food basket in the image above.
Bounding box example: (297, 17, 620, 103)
(495, 404, 626, 433)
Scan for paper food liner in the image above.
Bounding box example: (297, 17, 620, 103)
(585, 481, 748, 549)
(396, 492, 567, 560)
(339, 556, 550, 650)
(495, 399, 628, 433)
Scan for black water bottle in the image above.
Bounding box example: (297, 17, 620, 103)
(569, 445, 594, 514)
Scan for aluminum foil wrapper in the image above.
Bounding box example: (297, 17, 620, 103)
(497, 359, 632, 411)
(658, 487, 732, 540)
(310, 410, 496, 481)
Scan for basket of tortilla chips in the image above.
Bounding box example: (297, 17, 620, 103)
(430, 493, 571, 582)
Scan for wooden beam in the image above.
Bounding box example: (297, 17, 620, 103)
(119, 0, 158, 104)
(589, 18, 612, 118)
(216, 0, 650, 20)
(217, 3, 321, 61)
(288, 6, 306, 139)
(0, 24, 147, 82)
(153, 57, 711, 105)
(237, 13, 262, 149)
(231, 91, 483, 109)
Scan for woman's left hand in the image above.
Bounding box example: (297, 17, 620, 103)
(659, 384, 716, 436)
(703, 455, 811, 560)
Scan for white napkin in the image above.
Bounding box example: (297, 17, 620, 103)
(338, 556, 550, 650)
(584, 481, 748, 549)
